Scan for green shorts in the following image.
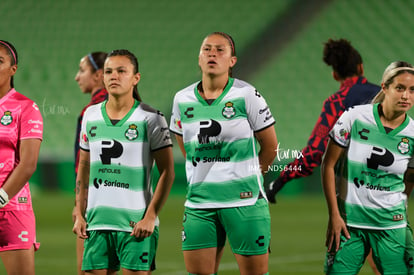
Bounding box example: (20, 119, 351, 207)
(324, 226, 413, 275)
(82, 228, 158, 271)
(182, 198, 270, 255)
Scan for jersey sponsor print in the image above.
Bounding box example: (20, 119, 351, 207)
(330, 103, 414, 230)
(170, 78, 275, 209)
(80, 100, 171, 231)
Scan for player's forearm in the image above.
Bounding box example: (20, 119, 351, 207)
(75, 158, 90, 218)
(321, 162, 340, 217)
(403, 169, 414, 196)
(259, 149, 277, 175)
(145, 168, 175, 220)
(2, 161, 37, 198)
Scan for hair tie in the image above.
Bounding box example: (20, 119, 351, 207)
(88, 53, 99, 70)
(0, 41, 17, 64)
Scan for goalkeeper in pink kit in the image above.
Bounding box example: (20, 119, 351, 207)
(0, 40, 43, 275)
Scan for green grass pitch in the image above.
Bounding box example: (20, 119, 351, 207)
(0, 191, 399, 274)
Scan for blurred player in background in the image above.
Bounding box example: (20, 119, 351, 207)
(0, 40, 43, 275)
(73, 51, 108, 275)
(170, 32, 277, 275)
(266, 38, 380, 202)
(321, 61, 414, 274)
(266, 38, 381, 274)
(73, 49, 174, 274)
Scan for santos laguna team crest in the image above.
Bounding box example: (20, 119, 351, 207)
(398, 137, 410, 154)
(222, 101, 235, 119)
(1, 111, 12, 126)
(125, 124, 138, 140)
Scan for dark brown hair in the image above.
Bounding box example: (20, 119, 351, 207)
(107, 49, 141, 101)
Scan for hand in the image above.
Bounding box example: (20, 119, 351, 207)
(0, 188, 9, 208)
(130, 218, 155, 239)
(265, 177, 285, 204)
(72, 216, 88, 239)
(325, 215, 350, 253)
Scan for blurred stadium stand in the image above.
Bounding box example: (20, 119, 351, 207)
(2, 0, 414, 194)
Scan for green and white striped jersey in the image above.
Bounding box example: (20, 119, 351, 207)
(80, 100, 172, 232)
(170, 78, 275, 209)
(330, 103, 414, 230)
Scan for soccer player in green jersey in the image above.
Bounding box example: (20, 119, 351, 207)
(73, 49, 174, 274)
(170, 32, 278, 275)
(322, 61, 414, 274)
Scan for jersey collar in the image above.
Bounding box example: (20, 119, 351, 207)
(194, 77, 234, 106)
(373, 103, 410, 135)
(101, 99, 139, 126)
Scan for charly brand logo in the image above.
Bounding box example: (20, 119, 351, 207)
(18, 231, 29, 242)
(0, 111, 12, 125)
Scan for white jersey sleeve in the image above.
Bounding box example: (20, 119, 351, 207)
(329, 107, 354, 147)
(79, 104, 95, 151)
(245, 89, 275, 132)
(169, 93, 183, 135)
(142, 104, 172, 151)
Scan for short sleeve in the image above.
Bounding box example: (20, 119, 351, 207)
(21, 101, 43, 140)
(148, 111, 172, 151)
(245, 89, 275, 132)
(329, 108, 353, 147)
(169, 94, 183, 135)
(79, 107, 90, 151)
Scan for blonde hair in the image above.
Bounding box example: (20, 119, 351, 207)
(372, 61, 414, 104)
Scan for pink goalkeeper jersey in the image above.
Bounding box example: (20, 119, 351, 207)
(0, 89, 43, 211)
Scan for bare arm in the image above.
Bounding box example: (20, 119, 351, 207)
(1, 139, 41, 201)
(72, 149, 90, 239)
(404, 168, 414, 197)
(254, 126, 278, 175)
(131, 146, 175, 238)
(321, 139, 350, 252)
(174, 134, 186, 158)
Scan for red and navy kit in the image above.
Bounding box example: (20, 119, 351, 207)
(279, 76, 380, 183)
(74, 88, 107, 174)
